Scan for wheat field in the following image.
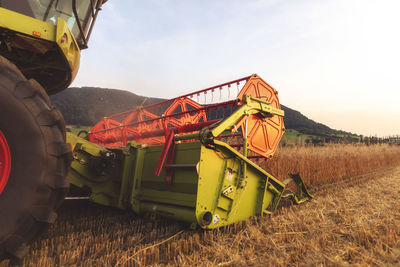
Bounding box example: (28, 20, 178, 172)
(1, 144, 400, 266)
(264, 143, 400, 186)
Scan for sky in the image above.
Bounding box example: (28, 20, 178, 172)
(72, 0, 400, 137)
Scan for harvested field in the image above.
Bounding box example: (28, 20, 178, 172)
(1, 145, 400, 266)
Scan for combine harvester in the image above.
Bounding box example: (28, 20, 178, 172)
(67, 74, 312, 229)
(0, 0, 310, 261)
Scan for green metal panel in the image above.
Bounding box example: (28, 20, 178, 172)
(123, 139, 285, 229)
(68, 133, 126, 208)
(0, 8, 56, 41)
(194, 142, 284, 228)
(130, 142, 201, 222)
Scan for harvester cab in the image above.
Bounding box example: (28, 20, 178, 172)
(0, 0, 106, 261)
(0, 0, 105, 94)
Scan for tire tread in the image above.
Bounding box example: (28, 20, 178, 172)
(0, 56, 70, 261)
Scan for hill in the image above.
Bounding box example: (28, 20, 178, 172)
(50, 87, 354, 139)
(50, 87, 164, 126)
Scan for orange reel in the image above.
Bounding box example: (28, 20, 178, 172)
(89, 117, 123, 146)
(236, 75, 285, 158)
(162, 97, 207, 132)
(122, 109, 164, 145)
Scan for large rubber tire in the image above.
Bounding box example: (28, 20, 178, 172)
(0, 56, 71, 261)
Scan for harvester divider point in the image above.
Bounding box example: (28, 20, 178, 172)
(282, 173, 313, 204)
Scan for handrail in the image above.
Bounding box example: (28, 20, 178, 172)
(72, 0, 106, 49)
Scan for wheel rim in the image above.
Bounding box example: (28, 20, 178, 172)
(0, 130, 11, 195)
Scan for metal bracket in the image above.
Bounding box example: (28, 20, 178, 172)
(154, 130, 176, 184)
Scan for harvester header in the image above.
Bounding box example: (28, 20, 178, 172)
(67, 74, 311, 229)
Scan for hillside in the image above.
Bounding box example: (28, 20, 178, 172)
(50, 87, 350, 138)
(50, 87, 164, 126)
